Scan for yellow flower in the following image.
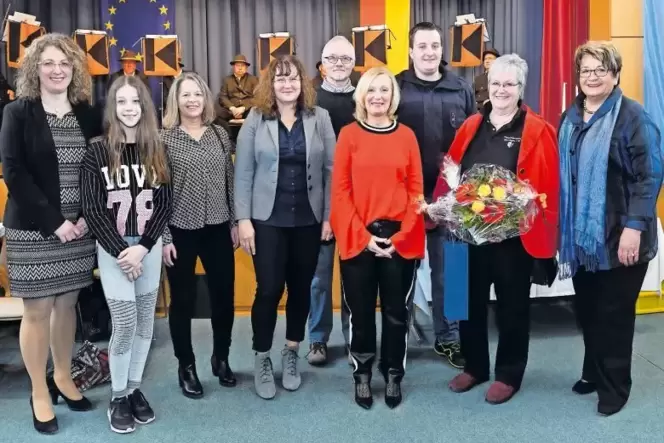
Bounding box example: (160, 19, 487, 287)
(492, 186, 507, 201)
(477, 184, 492, 197)
(471, 201, 485, 213)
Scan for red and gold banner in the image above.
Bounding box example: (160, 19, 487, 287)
(73, 31, 110, 76)
(6, 21, 46, 68)
(352, 29, 388, 73)
(449, 23, 485, 68)
(257, 36, 294, 73)
(142, 36, 179, 76)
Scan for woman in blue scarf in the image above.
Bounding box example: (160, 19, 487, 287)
(558, 41, 663, 416)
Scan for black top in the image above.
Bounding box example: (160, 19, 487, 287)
(460, 103, 526, 175)
(81, 139, 172, 257)
(0, 98, 103, 236)
(316, 87, 356, 138)
(262, 114, 317, 227)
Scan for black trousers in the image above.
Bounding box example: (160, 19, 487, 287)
(340, 249, 417, 379)
(572, 263, 648, 409)
(461, 238, 534, 389)
(251, 222, 321, 353)
(166, 223, 235, 364)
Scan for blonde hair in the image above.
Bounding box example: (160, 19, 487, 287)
(16, 32, 92, 103)
(104, 76, 169, 185)
(353, 67, 400, 123)
(574, 41, 622, 81)
(162, 72, 216, 128)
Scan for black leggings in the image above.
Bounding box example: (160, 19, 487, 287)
(166, 223, 235, 364)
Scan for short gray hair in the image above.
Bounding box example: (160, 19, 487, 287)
(488, 54, 528, 98)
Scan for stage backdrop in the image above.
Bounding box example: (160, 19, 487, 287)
(175, 0, 338, 99)
(100, 0, 175, 109)
(411, 0, 543, 113)
(644, 0, 664, 155)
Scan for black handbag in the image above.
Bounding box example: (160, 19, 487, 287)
(531, 257, 558, 287)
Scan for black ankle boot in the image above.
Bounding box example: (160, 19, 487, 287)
(178, 363, 203, 399)
(385, 373, 403, 409)
(211, 356, 237, 387)
(353, 374, 373, 410)
(572, 379, 596, 395)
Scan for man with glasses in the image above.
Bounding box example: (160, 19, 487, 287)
(396, 22, 475, 369)
(307, 36, 356, 366)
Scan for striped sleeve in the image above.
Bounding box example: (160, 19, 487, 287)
(80, 140, 129, 257)
(625, 112, 664, 231)
(139, 180, 172, 250)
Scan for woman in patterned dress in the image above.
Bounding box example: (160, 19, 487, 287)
(0, 33, 102, 434)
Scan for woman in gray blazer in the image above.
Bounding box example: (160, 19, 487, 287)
(234, 55, 336, 400)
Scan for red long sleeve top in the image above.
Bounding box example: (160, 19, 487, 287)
(330, 121, 426, 260)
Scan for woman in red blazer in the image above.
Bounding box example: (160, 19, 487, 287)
(431, 54, 559, 405)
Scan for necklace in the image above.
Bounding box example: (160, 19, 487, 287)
(583, 99, 596, 115)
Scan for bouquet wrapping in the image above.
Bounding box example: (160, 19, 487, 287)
(423, 156, 545, 245)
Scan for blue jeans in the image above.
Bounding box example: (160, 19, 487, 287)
(308, 241, 349, 345)
(427, 229, 459, 344)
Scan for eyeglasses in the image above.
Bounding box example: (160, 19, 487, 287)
(578, 67, 609, 78)
(489, 81, 520, 89)
(38, 60, 73, 71)
(274, 76, 301, 86)
(323, 56, 354, 65)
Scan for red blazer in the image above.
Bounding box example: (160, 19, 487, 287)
(432, 106, 560, 259)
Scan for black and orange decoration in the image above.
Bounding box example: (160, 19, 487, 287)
(73, 31, 110, 76)
(5, 20, 46, 68)
(449, 23, 485, 68)
(142, 36, 179, 76)
(352, 28, 389, 73)
(257, 36, 294, 73)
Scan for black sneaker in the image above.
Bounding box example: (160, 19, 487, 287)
(129, 389, 155, 424)
(107, 396, 135, 434)
(434, 340, 465, 369)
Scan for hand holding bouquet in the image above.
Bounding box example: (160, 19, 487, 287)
(418, 157, 546, 245)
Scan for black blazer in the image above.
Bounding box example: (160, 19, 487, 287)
(0, 98, 103, 236)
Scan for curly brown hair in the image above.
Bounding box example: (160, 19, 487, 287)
(16, 33, 92, 103)
(252, 55, 316, 117)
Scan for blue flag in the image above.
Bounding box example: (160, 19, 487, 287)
(443, 241, 469, 321)
(100, 0, 175, 107)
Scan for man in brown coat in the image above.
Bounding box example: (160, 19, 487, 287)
(108, 50, 151, 92)
(473, 48, 500, 110)
(215, 54, 258, 122)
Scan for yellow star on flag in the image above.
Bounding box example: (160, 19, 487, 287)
(163, 20, 171, 30)
(108, 6, 117, 15)
(150, 0, 157, 2)
(159, 5, 168, 15)
(105, 21, 114, 31)
(135, 53, 143, 62)
(109, 37, 118, 47)
(119, 0, 126, 3)
(120, 47, 126, 57)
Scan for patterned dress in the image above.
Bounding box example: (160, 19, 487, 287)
(5, 112, 96, 299)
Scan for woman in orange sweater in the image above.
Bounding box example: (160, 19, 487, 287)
(330, 66, 425, 410)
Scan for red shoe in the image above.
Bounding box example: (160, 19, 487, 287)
(448, 373, 481, 393)
(485, 381, 516, 404)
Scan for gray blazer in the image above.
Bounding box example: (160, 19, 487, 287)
(234, 106, 336, 222)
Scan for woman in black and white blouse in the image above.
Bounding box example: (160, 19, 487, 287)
(161, 71, 238, 399)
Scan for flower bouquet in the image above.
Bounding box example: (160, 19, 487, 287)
(421, 156, 546, 245)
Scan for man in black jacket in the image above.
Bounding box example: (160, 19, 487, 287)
(396, 22, 475, 369)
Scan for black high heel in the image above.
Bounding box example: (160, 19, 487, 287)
(47, 375, 93, 411)
(30, 397, 58, 434)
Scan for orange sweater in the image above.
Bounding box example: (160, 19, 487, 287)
(330, 121, 426, 260)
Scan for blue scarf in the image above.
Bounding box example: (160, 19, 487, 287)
(558, 90, 623, 279)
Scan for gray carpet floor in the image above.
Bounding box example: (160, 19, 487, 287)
(2, 302, 664, 443)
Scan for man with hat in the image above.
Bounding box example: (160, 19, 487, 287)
(311, 60, 326, 89)
(108, 49, 151, 91)
(473, 48, 500, 110)
(215, 54, 258, 122)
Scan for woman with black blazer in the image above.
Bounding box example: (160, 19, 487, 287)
(0, 33, 102, 434)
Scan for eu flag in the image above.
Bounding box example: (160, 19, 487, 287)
(100, 0, 175, 108)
